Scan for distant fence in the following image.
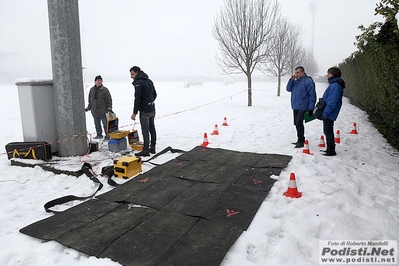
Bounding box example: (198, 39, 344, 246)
(184, 76, 203, 88)
(223, 77, 235, 86)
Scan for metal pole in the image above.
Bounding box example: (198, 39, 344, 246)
(47, 0, 88, 156)
(308, 2, 318, 56)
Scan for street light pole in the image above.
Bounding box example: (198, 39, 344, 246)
(309, 2, 318, 56)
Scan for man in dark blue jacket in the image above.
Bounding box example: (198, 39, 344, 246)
(286, 66, 316, 148)
(321, 67, 345, 156)
(130, 66, 157, 156)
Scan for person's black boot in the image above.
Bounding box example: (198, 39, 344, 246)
(135, 150, 150, 157)
(323, 146, 337, 156)
(294, 142, 304, 148)
(149, 146, 156, 154)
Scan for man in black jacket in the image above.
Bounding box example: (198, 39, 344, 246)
(130, 66, 157, 156)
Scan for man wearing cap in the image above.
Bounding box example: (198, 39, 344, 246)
(85, 75, 113, 140)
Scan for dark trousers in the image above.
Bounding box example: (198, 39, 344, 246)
(93, 115, 107, 137)
(323, 118, 335, 149)
(139, 111, 156, 151)
(293, 110, 306, 143)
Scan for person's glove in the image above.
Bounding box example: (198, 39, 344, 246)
(308, 110, 313, 116)
(85, 107, 90, 112)
(107, 109, 114, 114)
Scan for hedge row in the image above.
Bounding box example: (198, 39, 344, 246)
(339, 44, 399, 150)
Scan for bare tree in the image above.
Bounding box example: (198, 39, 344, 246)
(284, 25, 318, 78)
(301, 49, 319, 77)
(285, 25, 305, 74)
(261, 17, 293, 96)
(213, 0, 280, 106)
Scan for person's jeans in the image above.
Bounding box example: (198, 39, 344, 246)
(93, 115, 107, 137)
(293, 110, 306, 143)
(323, 118, 335, 148)
(139, 111, 156, 151)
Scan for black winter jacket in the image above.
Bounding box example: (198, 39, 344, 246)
(132, 71, 157, 114)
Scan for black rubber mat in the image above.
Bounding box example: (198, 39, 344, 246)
(200, 147, 242, 165)
(202, 164, 250, 184)
(96, 171, 165, 203)
(20, 146, 292, 266)
(56, 205, 156, 257)
(254, 153, 294, 168)
(174, 146, 213, 161)
(150, 218, 243, 266)
(162, 182, 229, 216)
(122, 176, 196, 209)
(235, 167, 282, 191)
(100, 210, 199, 266)
(202, 184, 269, 230)
(172, 160, 221, 181)
(225, 151, 264, 167)
(19, 199, 122, 241)
(143, 158, 194, 177)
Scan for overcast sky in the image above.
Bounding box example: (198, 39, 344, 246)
(0, 0, 383, 82)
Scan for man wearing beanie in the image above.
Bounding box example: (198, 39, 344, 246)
(85, 75, 113, 140)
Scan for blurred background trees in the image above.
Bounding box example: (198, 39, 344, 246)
(213, 0, 318, 103)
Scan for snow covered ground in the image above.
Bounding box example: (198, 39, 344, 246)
(0, 80, 398, 265)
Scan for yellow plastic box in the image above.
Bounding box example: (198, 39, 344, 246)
(107, 117, 130, 139)
(113, 156, 142, 179)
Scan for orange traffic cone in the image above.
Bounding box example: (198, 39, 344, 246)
(211, 124, 219, 135)
(318, 135, 326, 148)
(222, 117, 228, 126)
(283, 173, 302, 198)
(201, 133, 209, 147)
(334, 130, 341, 144)
(302, 140, 312, 155)
(349, 122, 358, 134)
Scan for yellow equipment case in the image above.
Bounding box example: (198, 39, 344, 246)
(107, 117, 129, 139)
(113, 156, 142, 179)
(128, 129, 144, 151)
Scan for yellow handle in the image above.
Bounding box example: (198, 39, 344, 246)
(12, 148, 37, 159)
(12, 149, 20, 158)
(25, 149, 37, 160)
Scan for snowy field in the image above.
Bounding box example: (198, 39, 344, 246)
(0, 80, 398, 265)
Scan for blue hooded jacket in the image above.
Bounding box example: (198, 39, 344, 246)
(286, 74, 316, 111)
(321, 77, 344, 121)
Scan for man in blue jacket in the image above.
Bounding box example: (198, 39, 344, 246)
(321, 67, 345, 156)
(130, 66, 157, 157)
(286, 66, 316, 148)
